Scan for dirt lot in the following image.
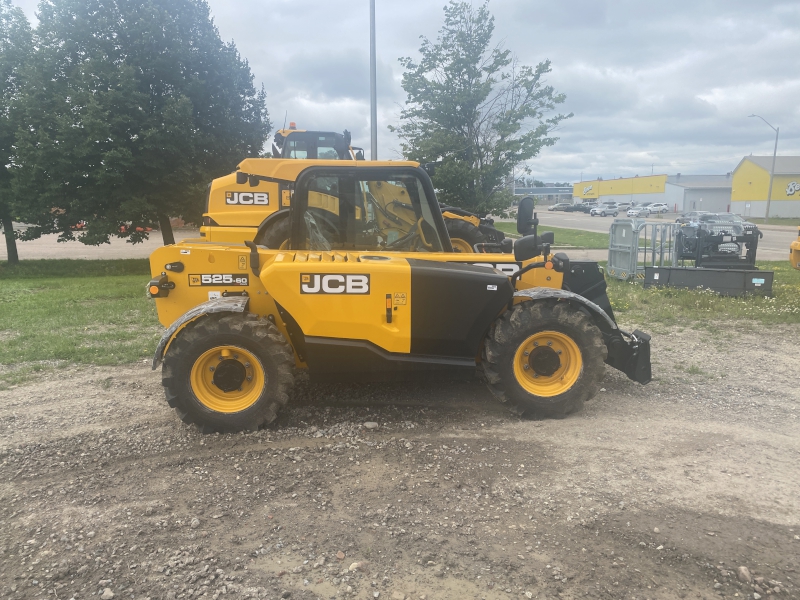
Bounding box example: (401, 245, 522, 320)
(1, 325, 799, 600)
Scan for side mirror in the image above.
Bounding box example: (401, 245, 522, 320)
(499, 238, 513, 254)
(236, 171, 248, 185)
(516, 196, 536, 235)
(540, 231, 554, 244)
(550, 252, 570, 273)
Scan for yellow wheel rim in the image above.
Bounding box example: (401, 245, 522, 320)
(450, 237, 474, 253)
(190, 346, 265, 413)
(513, 331, 582, 397)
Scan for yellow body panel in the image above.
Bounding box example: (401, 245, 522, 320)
(206, 173, 277, 227)
(200, 225, 258, 243)
(791, 228, 800, 270)
(150, 242, 563, 364)
(263, 253, 412, 354)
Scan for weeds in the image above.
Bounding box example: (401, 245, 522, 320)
(607, 261, 800, 326)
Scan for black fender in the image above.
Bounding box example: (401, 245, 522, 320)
(152, 296, 250, 369)
(513, 287, 617, 331)
(254, 208, 290, 244)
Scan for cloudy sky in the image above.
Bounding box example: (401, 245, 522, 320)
(14, 0, 800, 183)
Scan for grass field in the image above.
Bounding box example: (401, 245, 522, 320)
(494, 222, 609, 248)
(1, 257, 798, 389)
(0, 259, 159, 389)
(606, 260, 800, 328)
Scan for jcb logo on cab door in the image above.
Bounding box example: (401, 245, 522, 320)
(300, 273, 370, 294)
(225, 191, 269, 205)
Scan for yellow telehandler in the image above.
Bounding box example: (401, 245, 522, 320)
(148, 160, 651, 433)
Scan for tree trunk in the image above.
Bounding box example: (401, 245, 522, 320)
(158, 213, 175, 246)
(0, 204, 20, 265)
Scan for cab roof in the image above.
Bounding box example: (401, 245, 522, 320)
(236, 158, 421, 181)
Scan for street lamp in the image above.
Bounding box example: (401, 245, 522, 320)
(748, 114, 779, 224)
(369, 0, 377, 160)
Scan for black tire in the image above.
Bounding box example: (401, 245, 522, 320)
(482, 300, 607, 418)
(256, 215, 292, 249)
(601, 211, 606, 217)
(445, 218, 486, 253)
(162, 313, 294, 433)
(255, 211, 339, 249)
(613, 211, 619, 217)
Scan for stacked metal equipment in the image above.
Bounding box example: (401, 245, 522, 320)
(606, 218, 773, 296)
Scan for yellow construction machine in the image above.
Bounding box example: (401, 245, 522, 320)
(148, 161, 651, 433)
(791, 227, 800, 270)
(200, 125, 505, 253)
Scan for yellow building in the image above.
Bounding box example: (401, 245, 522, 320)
(573, 175, 668, 205)
(731, 156, 800, 218)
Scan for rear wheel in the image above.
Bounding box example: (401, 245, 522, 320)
(482, 300, 607, 418)
(162, 313, 294, 433)
(255, 215, 292, 249)
(445, 218, 486, 253)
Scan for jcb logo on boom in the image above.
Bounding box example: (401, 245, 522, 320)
(300, 273, 370, 294)
(225, 192, 269, 205)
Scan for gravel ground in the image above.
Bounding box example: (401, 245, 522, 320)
(1, 324, 799, 600)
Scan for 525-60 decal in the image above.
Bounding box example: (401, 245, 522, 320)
(189, 274, 249, 287)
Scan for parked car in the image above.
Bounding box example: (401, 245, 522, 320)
(590, 203, 619, 217)
(575, 203, 597, 213)
(697, 213, 757, 232)
(675, 211, 710, 224)
(617, 202, 632, 211)
(547, 203, 573, 212)
(627, 206, 650, 218)
(648, 203, 670, 214)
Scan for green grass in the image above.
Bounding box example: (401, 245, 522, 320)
(745, 217, 800, 227)
(606, 260, 800, 327)
(0, 259, 159, 389)
(494, 222, 609, 249)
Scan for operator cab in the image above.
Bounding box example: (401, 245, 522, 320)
(289, 166, 451, 253)
(272, 125, 357, 160)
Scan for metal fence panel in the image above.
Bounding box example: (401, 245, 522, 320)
(607, 219, 679, 281)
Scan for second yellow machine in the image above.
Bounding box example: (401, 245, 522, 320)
(148, 161, 652, 433)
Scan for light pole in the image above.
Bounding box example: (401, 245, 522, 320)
(748, 114, 779, 224)
(369, 0, 378, 160)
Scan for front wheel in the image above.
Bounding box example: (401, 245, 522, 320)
(482, 300, 607, 418)
(162, 313, 295, 433)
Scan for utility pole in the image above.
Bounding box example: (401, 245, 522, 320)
(748, 114, 779, 224)
(370, 0, 378, 160)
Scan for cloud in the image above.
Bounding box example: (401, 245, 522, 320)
(11, 0, 800, 181)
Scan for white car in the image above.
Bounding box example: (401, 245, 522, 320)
(648, 203, 669, 214)
(590, 204, 619, 217)
(627, 207, 650, 218)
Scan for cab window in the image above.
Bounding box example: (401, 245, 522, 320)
(297, 173, 444, 252)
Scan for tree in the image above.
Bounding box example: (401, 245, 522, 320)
(12, 0, 270, 246)
(391, 1, 571, 215)
(0, 0, 32, 264)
